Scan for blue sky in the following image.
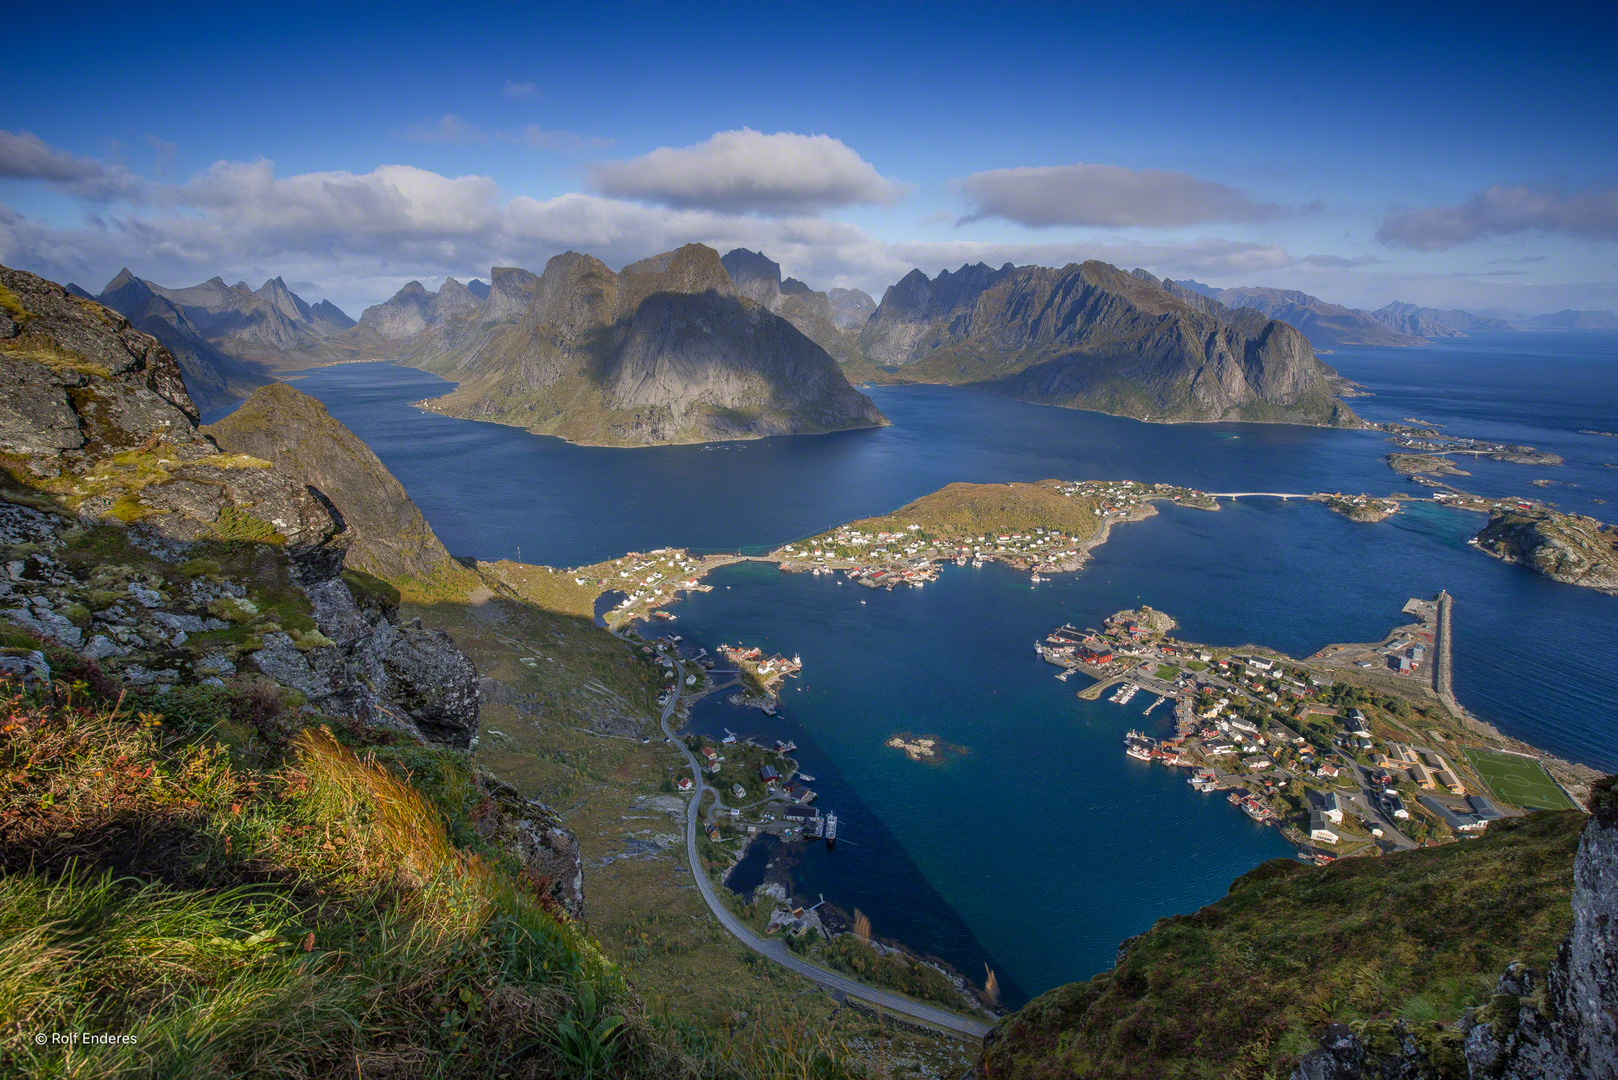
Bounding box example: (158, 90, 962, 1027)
(4, 1, 1616, 316)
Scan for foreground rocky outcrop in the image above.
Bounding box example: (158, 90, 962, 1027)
(856, 261, 1356, 425)
(1475, 507, 1618, 595)
(1295, 776, 1618, 1080)
(0, 262, 478, 745)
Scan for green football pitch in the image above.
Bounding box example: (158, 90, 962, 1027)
(1462, 748, 1578, 811)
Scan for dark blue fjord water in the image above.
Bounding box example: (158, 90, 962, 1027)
(222, 331, 1618, 1004)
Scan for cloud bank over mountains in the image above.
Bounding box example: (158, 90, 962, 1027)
(956, 164, 1279, 228)
(1378, 183, 1618, 250)
(1, 125, 1612, 316)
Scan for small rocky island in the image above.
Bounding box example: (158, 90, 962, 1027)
(885, 732, 968, 764)
(1316, 492, 1402, 522)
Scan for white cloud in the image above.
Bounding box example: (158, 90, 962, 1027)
(2, 135, 1604, 318)
(503, 80, 540, 99)
(589, 128, 908, 215)
(402, 115, 489, 144)
(1378, 184, 1618, 250)
(955, 164, 1279, 228)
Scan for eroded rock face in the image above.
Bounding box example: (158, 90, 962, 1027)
(476, 774, 584, 917)
(1293, 778, 1618, 1080)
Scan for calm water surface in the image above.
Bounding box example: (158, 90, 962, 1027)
(224, 332, 1617, 1001)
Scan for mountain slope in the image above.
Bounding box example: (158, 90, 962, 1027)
(857, 260, 1355, 425)
(980, 808, 1589, 1080)
(398, 244, 887, 446)
(204, 382, 480, 598)
(1208, 286, 1427, 348)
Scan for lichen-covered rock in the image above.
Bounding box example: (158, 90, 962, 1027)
(1475, 508, 1618, 595)
(476, 774, 584, 917)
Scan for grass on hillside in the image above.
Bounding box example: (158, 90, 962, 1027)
(1462, 748, 1577, 811)
(980, 809, 1586, 1080)
(799, 481, 1101, 549)
(0, 669, 864, 1080)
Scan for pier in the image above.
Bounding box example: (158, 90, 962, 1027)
(1434, 590, 1460, 716)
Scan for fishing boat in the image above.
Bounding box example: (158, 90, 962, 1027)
(798, 774, 815, 783)
(1055, 669, 1071, 681)
(824, 811, 838, 847)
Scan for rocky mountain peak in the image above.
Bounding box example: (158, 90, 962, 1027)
(721, 248, 785, 305)
(615, 243, 734, 320)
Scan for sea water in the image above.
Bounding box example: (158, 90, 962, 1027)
(237, 330, 1617, 1001)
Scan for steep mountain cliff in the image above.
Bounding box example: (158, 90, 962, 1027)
(204, 383, 480, 598)
(1208, 286, 1427, 348)
(827, 286, 877, 331)
(720, 248, 857, 359)
(397, 243, 886, 446)
(857, 260, 1355, 425)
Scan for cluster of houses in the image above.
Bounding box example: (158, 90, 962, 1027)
(605, 548, 709, 619)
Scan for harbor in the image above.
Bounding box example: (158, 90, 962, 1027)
(1040, 596, 1598, 865)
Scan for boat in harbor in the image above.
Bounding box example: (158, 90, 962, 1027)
(1055, 669, 1071, 681)
(1124, 729, 1156, 761)
(798, 774, 815, 783)
(824, 811, 838, 847)
(1109, 682, 1139, 704)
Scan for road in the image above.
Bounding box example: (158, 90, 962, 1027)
(654, 665, 995, 1040)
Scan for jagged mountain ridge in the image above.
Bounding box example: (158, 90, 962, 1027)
(90, 268, 357, 409)
(856, 260, 1355, 425)
(380, 243, 887, 447)
(719, 248, 859, 360)
(1372, 301, 1518, 336)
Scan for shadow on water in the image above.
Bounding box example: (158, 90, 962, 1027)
(593, 591, 627, 628)
(723, 832, 781, 896)
(685, 686, 1031, 1009)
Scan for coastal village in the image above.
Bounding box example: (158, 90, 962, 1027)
(1037, 599, 1597, 864)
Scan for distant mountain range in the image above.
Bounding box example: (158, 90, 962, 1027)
(850, 261, 1354, 425)
(74, 269, 359, 410)
(1167, 280, 1616, 350)
(65, 250, 1615, 436)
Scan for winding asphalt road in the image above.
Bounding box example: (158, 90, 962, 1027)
(655, 674, 994, 1040)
